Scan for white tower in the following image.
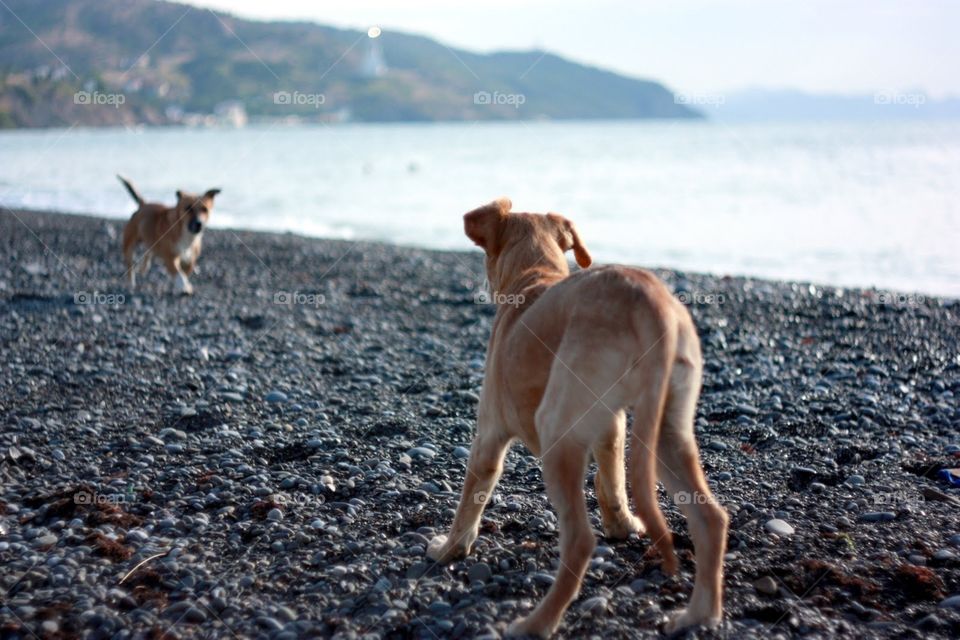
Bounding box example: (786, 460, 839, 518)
(360, 27, 386, 78)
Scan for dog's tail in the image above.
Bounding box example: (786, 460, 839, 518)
(117, 175, 144, 206)
(628, 313, 679, 575)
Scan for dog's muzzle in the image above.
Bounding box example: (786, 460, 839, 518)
(188, 219, 203, 234)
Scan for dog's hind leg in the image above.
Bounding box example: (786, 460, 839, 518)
(659, 334, 727, 632)
(593, 410, 644, 539)
(427, 427, 511, 564)
(628, 326, 679, 576)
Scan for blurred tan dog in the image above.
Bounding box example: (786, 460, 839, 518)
(118, 175, 220, 294)
(427, 199, 728, 637)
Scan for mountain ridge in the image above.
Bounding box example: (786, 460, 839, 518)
(0, 0, 700, 128)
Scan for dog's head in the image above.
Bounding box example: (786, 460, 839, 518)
(464, 198, 592, 287)
(173, 188, 220, 235)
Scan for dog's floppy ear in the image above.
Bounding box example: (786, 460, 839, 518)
(549, 214, 592, 268)
(464, 197, 511, 255)
(204, 188, 221, 200)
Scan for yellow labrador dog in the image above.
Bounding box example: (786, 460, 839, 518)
(427, 199, 728, 637)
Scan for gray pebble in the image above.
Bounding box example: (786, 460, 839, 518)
(753, 576, 778, 595)
(407, 447, 437, 460)
(468, 562, 493, 583)
(266, 390, 288, 403)
(859, 512, 896, 523)
(256, 616, 284, 632)
(579, 596, 608, 615)
(764, 519, 795, 536)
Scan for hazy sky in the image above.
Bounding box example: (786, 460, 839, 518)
(187, 0, 958, 98)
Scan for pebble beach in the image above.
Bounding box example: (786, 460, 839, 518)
(1, 209, 959, 639)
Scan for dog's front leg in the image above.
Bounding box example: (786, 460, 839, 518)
(164, 256, 194, 295)
(508, 438, 593, 638)
(138, 253, 152, 277)
(427, 429, 511, 564)
(182, 239, 201, 275)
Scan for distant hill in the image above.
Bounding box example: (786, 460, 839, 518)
(0, 0, 699, 128)
(701, 88, 960, 122)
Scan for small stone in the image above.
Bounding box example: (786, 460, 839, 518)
(407, 447, 437, 461)
(125, 529, 149, 544)
(452, 446, 471, 459)
(220, 392, 245, 403)
(35, 534, 57, 547)
(579, 596, 608, 615)
(265, 391, 288, 403)
(845, 475, 866, 487)
(629, 579, 649, 593)
(266, 508, 283, 522)
(736, 404, 759, 416)
(531, 572, 555, 586)
(859, 512, 896, 523)
(256, 616, 284, 632)
(406, 562, 429, 579)
(918, 613, 943, 630)
(764, 519, 795, 536)
(468, 562, 492, 583)
(429, 601, 452, 615)
(939, 595, 960, 609)
(753, 576, 778, 596)
(933, 549, 956, 561)
(184, 607, 206, 623)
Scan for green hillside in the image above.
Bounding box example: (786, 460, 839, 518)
(0, 0, 701, 128)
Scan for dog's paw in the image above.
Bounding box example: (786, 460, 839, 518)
(506, 615, 554, 638)
(426, 535, 467, 564)
(664, 608, 721, 634)
(174, 276, 194, 296)
(603, 513, 645, 540)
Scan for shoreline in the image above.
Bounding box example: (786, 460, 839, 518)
(1, 208, 959, 638)
(3, 206, 953, 301)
